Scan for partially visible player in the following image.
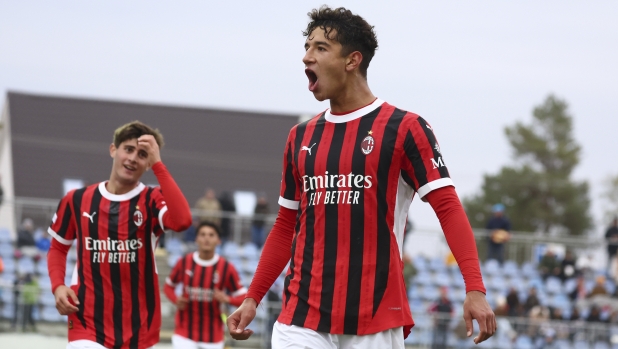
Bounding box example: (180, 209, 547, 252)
(227, 6, 495, 349)
(165, 222, 247, 349)
(47, 121, 193, 349)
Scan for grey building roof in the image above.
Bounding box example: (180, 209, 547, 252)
(7, 91, 300, 208)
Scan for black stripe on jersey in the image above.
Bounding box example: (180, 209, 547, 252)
(344, 107, 381, 335)
(291, 117, 326, 327)
(404, 130, 429, 188)
(316, 121, 347, 333)
(283, 122, 308, 306)
(143, 189, 157, 329)
(57, 199, 73, 239)
(108, 201, 124, 349)
(373, 109, 406, 316)
(416, 117, 449, 178)
(88, 189, 106, 345)
(178, 256, 187, 328)
(72, 188, 87, 328)
(198, 262, 207, 343)
(128, 194, 142, 349)
(283, 139, 297, 201)
(187, 257, 197, 340)
(219, 260, 230, 291)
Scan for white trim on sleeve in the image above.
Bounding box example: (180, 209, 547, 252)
(158, 206, 168, 231)
(165, 277, 176, 287)
(278, 196, 299, 210)
(417, 178, 455, 199)
(47, 227, 73, 246)
(231, 287, 248, 297)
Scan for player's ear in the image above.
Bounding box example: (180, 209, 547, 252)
(109, 143, 116, 158)
(345, 51, 363, 73)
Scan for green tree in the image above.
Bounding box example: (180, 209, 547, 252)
(463, 95, 592, 235)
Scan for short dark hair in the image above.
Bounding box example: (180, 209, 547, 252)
(303, 6, 378, 78)
(196, 221, 221, 238)
(113, 121, 164, 148)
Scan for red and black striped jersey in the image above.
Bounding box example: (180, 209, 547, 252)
(48, 182, 167, 349)
(277, 99, 453, 335)
(166, 253, 246, 343)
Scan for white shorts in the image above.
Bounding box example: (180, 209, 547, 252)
(67, 340, 154, 349)
(172, 334, 224, 349)
(272, 321, 404, 349)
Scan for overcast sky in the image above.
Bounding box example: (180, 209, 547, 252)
(1, 1, 616, 235)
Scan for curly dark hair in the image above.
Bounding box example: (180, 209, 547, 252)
(303, 6, 378, 78)
(113, 120, 164, 149)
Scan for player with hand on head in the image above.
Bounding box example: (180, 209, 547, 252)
(47, 121, 193, 349)
(227, 6, 495, 349)
(164, 221, 247, 349)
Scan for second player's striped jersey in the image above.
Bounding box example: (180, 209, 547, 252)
(166, 253, 246, 343)
(48, 182, 167, 349)
(277, 98, 453, 335)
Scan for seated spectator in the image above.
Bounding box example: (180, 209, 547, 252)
(588, 275, 609, 298)
(550, 307, 563, 321)
(569, 276, 587, 301)
(586, 305, 605, 323)
(506, 287, 521, 317)
(539, 249, 561, 280)
(524, 287, 541, 315)
(559, 249, 578, 281)
(35, 231, 51, 252)
(569, 306, 581, 321)
(16, 218, 36, 248)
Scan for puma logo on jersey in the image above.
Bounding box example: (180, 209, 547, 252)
(301, 143, 316, 156)
(82, 211, 97, 223)
(186, 270, 193, 277)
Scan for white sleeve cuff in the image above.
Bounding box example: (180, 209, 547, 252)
(417, 178, 455, 200)
(278, 196, 299, 210)
(47, 227, 73, 246)
(232, 287, 248, 297)
(158, 206, 168, 231)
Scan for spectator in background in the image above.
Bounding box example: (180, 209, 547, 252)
(588, 275, 608, 298)
(218, 191, 236, 244)
(524, 287, 540, 315)
(569, 276, 588, 301)
(606, 217, 618, 271)
(35, 231, 51, 253)
(195, 188, 221, 227)
(21, 273, 38, 332)
(486, 203, 511, 264)
(560, 249, 578, 281)
(506, 287, 521, 317)
(586, 305, 605, 323)
(182, 217, 199, 244)
(429, 286, 453, 349)
(16, 218, 36, 249)
(251, 195, 270, 248)
(539, 249, 561, 281)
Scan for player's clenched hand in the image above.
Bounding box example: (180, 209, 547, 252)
(463, 291, 496, 344)
(176, 296, 189, 311)
(137, 135, 161, 168)
(54, 285, 80, 315)
(227, 298, 256, 340)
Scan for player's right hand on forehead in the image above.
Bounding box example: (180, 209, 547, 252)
(227, 298, 257, 340)
(54, 285, 80, 315)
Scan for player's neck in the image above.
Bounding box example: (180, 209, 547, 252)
(106, 176, 140, 195)
(198, 249, 215, 261)
(329, 79, 375, 114)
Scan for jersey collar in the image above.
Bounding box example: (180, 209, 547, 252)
(98, 182, 145, 202)
(324, 98, 385, 123)
(193, 252, 220, 267)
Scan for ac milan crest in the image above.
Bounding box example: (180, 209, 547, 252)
(361, 130, 375, 155)
(134, 206, 143, 227)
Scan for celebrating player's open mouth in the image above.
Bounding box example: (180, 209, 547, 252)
(305, 68, 318, 92)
